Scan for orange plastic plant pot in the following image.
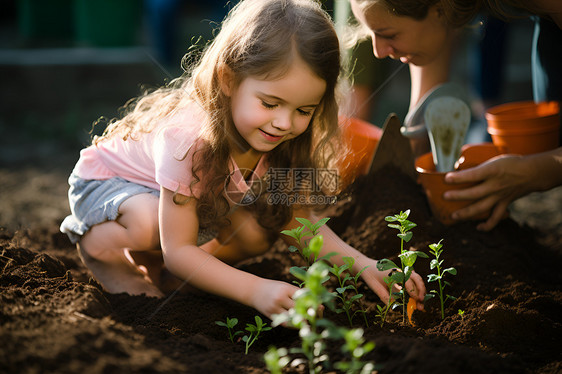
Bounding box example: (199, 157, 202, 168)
(485, 101, 560, 155)
(338, 116, 382, 188)
(415, 144, 501, 225)
(456, 142, 502, 170)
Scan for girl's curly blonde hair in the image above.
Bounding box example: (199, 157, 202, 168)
(94, 0, 344, 232)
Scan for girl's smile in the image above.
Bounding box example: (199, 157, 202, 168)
(258, 129, 284, 143)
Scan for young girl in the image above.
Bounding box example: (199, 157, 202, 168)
(61, 0, 426, 319)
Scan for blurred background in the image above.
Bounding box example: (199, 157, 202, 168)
(0, 0, 544, 231)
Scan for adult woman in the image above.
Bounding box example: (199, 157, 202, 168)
(350, 0, 562, 230)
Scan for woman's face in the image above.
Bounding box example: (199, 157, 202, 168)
(350, 0, 452, 66)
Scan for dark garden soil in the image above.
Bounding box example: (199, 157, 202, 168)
(1, 159, 562, 374)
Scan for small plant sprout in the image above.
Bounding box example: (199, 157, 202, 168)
(458, 309, 465, 320)
(330, 256, 370, 327)
(374, 277, 394, 327)
(264, 347, 290, 374)
(242, 315, 272, 355)
(376, 210, 428, 324)
(334, 328, 376, 374)
(425, 240, 457, 320)
(281, 217, 337, 270)
(270, 261, 375, 374)
(273, 261, 335, 373)
(215, 317, 242, 343)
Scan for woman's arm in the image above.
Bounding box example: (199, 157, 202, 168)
(159, 187, 297, 318)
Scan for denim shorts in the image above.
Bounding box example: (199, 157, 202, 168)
(60, 173, 217, 246)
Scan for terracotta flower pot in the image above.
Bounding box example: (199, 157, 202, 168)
(485, 101, 560, 155)
(415, 143, 501, 225)
(339, 116, 382, 188)
(455, 142, 502, 170)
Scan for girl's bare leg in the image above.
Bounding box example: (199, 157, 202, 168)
(201, 207, 274, 265)
(78, 193, 164, 297)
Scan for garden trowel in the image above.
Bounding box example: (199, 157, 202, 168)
(424, 97, 470, 172)
(368, 113, 416, 181)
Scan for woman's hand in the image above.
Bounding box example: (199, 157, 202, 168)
(444, 155, 534, 231)
(250, 278, 299, 320)
(360, 259, 426, 311)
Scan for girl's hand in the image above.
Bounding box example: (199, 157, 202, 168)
(361, 259, 426, 311)
(250, 279, 299, 320)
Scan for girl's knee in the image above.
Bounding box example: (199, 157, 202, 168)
(118, 194, 160, 251)
(234, 221, 274, 257)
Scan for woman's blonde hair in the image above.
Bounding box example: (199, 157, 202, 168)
(95, 0, 343, 232)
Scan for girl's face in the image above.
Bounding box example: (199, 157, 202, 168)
(350, 0, 451, 66)
(223, 56, 327, 154)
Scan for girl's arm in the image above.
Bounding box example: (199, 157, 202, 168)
(282, 209, 427, 310)
(159, 187, 297, 318)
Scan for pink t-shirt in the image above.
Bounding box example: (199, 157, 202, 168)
(73, 104, 267, 199)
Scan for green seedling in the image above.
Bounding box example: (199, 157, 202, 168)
(215, 317, 243, 343)
(334, 328, 376, 374)
(330, 256, 369, 327)
(264, 347, 290, 374)
(282, 217, 337, 270)
(458, 309, 465, 320)
(271, 262, 375, 373)
(268, 221, 375, 373)
(376, 210, 428, 324)
(425, 240, 457, 319)
(374, 277, 394, 327)
(242, 315, 272, 355)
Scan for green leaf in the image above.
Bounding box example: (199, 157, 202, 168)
(290, 266, 308, 281)
(311, 217, 330, 233)
(402, 220, 417, 231)
(280, 229, 297, 240)
(318, 252, 338, 262)
(424, 293, 436, 302)
(288, 245, 299, 253)
(430, 259, 439, 269)
(227, 318, 238, 327)
(399, 251, 418, 267)
(215, 321, 227, 327)
(416, 251, 429, 258)
(376, 259, 399, 271)
(342, 256, 355, 269)
(351, 294, 363, 302)
(444, 267, 457, 275)
(355, 265, 369, 281)
(336, 286, 349, 294)
(309, 235, 324, 259)
(295, 217, 312, 227)
(429, 240, 443, 251)
(246, 324, 257, 332)
(387, 223, 401, 230)
(403, 266, 412, 281)
(427, 274, 440, 282)
(398, 231, 413, 242)
(385, 216, 399, 223)
(390, 271, 404, 284)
